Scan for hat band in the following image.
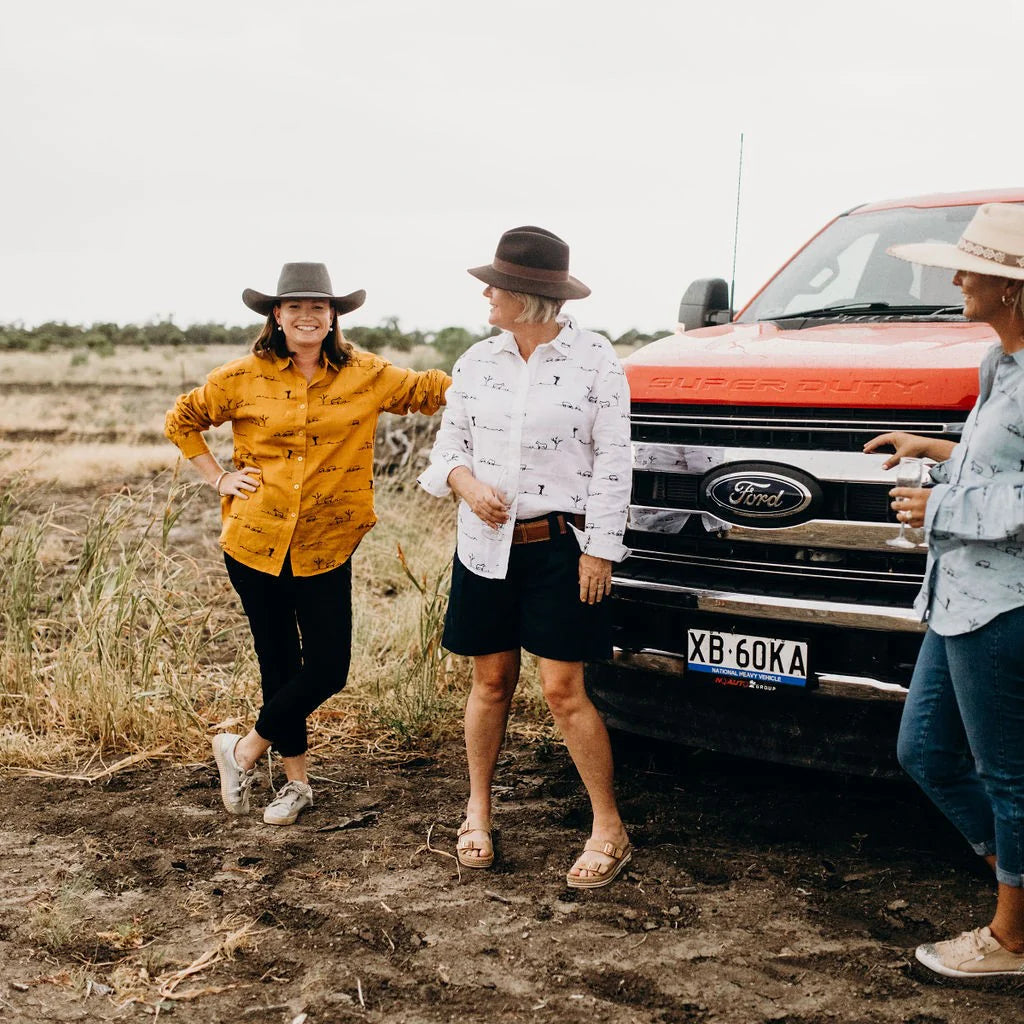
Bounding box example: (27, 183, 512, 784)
(492, 257, 569, 284)
(958, 236, 1024, 269)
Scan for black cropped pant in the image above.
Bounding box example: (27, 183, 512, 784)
(224, 553, 352, 758)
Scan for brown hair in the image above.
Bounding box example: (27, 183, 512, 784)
(1009, 279, 1024, 322)
(251, 309, 354, 366)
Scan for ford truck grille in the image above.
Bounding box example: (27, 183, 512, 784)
(632, 404, 965, 452)
(620, 405, 963, 613)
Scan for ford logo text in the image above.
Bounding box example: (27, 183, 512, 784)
(699, 462, 822, 528)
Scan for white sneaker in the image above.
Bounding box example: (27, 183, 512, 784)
(212, 733, 254, 814)
(263, 780, 313, 826)
(916, 926, 1024, 978)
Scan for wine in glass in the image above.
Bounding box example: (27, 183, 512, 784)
(886, 457, 924, 549)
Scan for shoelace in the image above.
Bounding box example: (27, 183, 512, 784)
(945, 928, 991, 962)
(270, 781, 308, 808)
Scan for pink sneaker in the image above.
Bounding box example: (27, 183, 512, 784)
(916, 926, 1024, 978)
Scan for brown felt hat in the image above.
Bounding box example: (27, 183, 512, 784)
(468, 226, 590, 300)
(242, 262, 366, 316)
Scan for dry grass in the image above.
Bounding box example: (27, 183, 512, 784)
(0, 345, 242, 387)
(1, 441, 186, 485)
(0, 344, 549, 772)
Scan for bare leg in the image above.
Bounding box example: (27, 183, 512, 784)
(234, 730, 307, 784)
(990, 884, 1024, 953)
(539, 658, 628, 879)
(281, 754, 308, 784)
(234, 728, 271, 770)
(462, 650, 519, 860)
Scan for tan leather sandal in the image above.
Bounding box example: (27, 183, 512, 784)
(456, 820, 494, 869)
(566, 838, 632, 889)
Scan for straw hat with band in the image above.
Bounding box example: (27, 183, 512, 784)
(888, 202, 1024, 281)
(243, 262, 366, 316)
(469, 226, 591, 300)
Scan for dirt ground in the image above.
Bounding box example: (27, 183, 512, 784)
(3, 736, 1023, 1024)
(2, 355, 1021, 1022)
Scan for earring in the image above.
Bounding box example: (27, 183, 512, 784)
(276, 324, 283, 331)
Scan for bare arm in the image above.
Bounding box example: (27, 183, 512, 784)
(863, 431, 958, 469)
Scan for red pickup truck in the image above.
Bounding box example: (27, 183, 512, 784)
(585, 188, 1023, 775)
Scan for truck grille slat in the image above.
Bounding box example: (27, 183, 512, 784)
(632, 404, 964, 452)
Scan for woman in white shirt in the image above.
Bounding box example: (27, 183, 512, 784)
(420, 226, 633, 887)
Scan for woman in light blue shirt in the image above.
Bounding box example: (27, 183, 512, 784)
(864, 203, 1024, 979)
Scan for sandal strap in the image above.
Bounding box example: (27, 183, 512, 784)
(457, 820, 491, 838)
(582, 838, 628, 860)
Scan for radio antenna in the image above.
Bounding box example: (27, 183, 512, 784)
(729, 132, 745, 319)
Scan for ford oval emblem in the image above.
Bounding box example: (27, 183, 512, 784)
(699, 461, 823, 528)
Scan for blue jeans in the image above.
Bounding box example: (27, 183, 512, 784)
(897, 605, 1024, 887)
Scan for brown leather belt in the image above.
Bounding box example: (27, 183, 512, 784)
(511, 512, 585, 545)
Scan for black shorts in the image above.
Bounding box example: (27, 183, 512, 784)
(442, 514, 612, 662)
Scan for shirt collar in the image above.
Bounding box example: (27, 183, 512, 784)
(271, 349, 340, 373)
(1007, 347, 1024, 369)
(489, 312, 580, 356)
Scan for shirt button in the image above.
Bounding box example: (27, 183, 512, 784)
(293, 484, 300, 490)
(299, 403, 306, 409)
(297, 456, 303, 462)
(291, 512, 297, 518)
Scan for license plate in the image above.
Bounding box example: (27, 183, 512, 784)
(686, 628, 809, 688)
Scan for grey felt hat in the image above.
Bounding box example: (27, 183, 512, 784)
(468, 226, 590, 300)
(242, 262, 366, 316)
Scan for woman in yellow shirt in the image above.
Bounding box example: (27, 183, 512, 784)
(166, 263, 449, 826)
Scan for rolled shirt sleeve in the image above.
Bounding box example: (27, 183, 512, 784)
(574, 360, 631, 562)
(164, 378, 232, 459)
(378, 364, 450, 416)
(417, 361, 475, 497)
(926, 479, 1024, 543)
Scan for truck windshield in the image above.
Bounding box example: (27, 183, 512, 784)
(738, 204, 980, 323)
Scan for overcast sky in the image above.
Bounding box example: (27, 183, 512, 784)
(3, 0, 1023, 337)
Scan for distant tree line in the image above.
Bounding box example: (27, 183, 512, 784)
(0, 318, 671, 371)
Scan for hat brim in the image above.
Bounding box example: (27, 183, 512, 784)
(887, 243, 1024, 281)
(242, 288, 367, 316)
(468, 265, 590, 300)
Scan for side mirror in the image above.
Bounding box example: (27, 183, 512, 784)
(678, 278, 731, 331)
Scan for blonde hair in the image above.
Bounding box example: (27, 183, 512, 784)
(509, 291, 565, 325)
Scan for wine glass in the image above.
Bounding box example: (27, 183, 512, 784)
(886, 457, 924, 549)
(492, 467, 512, 506)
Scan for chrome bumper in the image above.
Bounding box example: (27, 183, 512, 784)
(610, 647, 908, 702)
(611, 575, 926, 633)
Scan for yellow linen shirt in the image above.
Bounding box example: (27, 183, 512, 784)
(165, 348, 449, 576)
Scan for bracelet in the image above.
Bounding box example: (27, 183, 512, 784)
(213, 470, 229, 494)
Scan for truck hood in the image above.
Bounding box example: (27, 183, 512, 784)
(624, 320, 997, 409)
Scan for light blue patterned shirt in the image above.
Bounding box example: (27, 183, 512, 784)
(918, 344, 1024, 636)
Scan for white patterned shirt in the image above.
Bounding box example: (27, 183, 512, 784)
(418, 314, 632, 579)
(918, 344, 1024, 635)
